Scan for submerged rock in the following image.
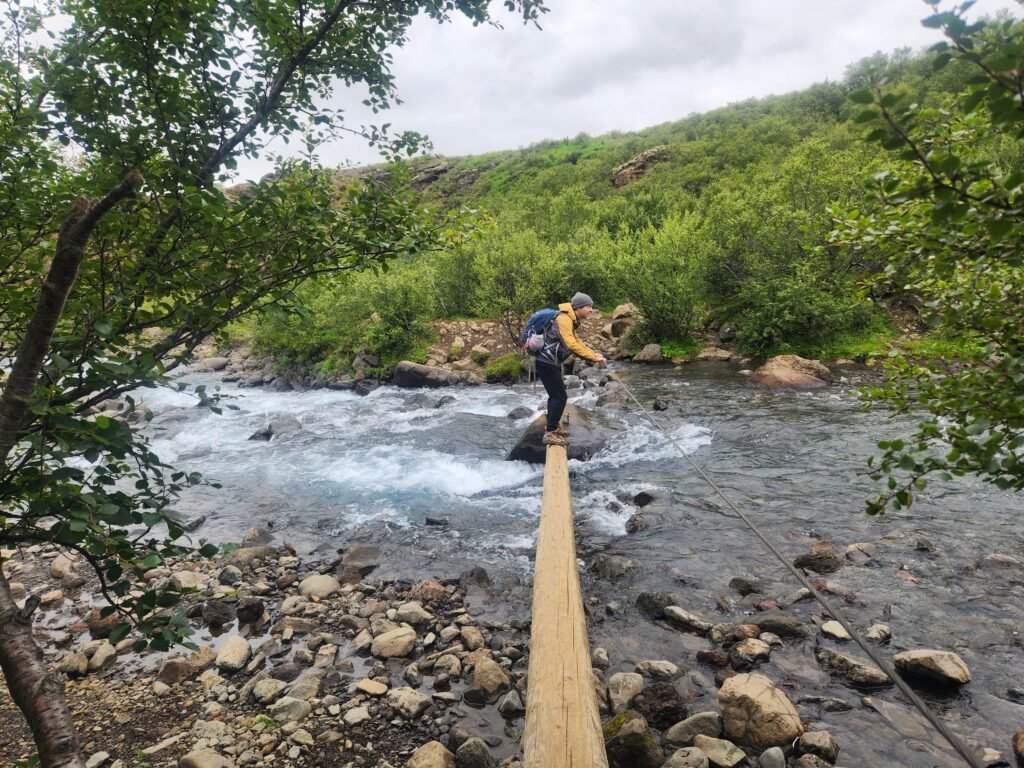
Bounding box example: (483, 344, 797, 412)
(814, 647, 892, 688)
(506, 405, 610, 464)
(892, 649, 971, 686)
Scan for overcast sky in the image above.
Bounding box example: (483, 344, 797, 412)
(236, 0, 1016, 179)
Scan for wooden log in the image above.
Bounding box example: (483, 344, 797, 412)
(523, 444, 608, 768)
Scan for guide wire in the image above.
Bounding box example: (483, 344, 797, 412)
(605, 369, 984, 768)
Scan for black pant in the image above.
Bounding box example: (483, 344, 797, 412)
(536, 361, 567, 432)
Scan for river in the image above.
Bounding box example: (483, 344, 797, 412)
(141, 361, 1024, 767)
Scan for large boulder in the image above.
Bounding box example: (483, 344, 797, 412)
(718, 672, 804, 750)
(632, 344, 663, 363)
(506, 404, 610, 464)
(393, 361, 459, 388)
(749, 355, 831, 389)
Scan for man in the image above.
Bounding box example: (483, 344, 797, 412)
(535, 292, 607, 447)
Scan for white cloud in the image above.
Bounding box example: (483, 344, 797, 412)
(234, 0, 1017, 180)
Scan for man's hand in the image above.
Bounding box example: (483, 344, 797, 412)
(595, 354, 607, 367)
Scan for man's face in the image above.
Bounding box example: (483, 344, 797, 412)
(575, 304, 594, 319)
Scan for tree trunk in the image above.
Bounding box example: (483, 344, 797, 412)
(0, 171, 140, 768)
(0, 569, 86, 768)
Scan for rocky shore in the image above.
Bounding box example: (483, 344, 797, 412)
(4, 529, 1021, 768)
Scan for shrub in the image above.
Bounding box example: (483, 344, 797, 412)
(484, 352, 523, 382)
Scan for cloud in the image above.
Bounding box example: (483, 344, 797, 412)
(234, 0, 1018, 179)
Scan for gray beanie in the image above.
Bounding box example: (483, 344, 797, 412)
(570, 292, 594, 310)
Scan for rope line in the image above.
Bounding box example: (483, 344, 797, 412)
(606, 369, 983, 768)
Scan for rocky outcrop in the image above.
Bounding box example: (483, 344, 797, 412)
(718, 672, 804, 750)
(612, 147, 668, 187)
(506, 404, 610, 464)
(749, 355, 831, 389)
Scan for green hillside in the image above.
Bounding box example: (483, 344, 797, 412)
(236, 43, 988, 369)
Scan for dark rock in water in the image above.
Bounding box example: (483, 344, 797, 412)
(506, 404, 611, 464)
(352, 379, 379, 396)
(269, 414, 302, 437)
(336, 565, 364, 584)
(248, 426, 273, 441)
(267, 377, 293, 392)
(338, 545, 380, 576)
(636, 591, 676, 620)
(425, 516, 450, 526)
(270, 663, 303, 682)
(590, 553, 637, 580)
(168, 510, 207, 532)
(435, 394, 456, 408)
(237, 597, 265, 625)
(748, 610, 811, 639)
(697, 649, 730, 668)
(506, 406, 533, 420)
(633, 491, 656, 508)
(632, 681, 688, 731)
(625, 513, 648, 534)
(393, 361, 459, 388)
(596, 385, 629, 408)
(793, 546, 844, 574)
(652, 398, 669, 411)
(728, 576, 763, 596)
(203, 600, 237, 627)
(1005, 687, 1024, 704)
(459, 566, 491, 589)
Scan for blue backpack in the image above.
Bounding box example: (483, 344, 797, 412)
(520, 308, 561, 354)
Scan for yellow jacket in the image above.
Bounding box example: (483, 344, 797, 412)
(547, 302, 600, 364)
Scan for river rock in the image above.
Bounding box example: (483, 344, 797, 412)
(633, 344, 663, 363)
(797, 730, 839, 763)
(793, 542, 843, 574)
(633, 680, 688, 730)
(472, 656, 510, 699)
(892, 649, 971, 686)
(664, 711, 723, 747)
(603, 711, 664, 768)
(455, 737, 497, 768)
(590, 553, 637, 580)
(225, 546, 277, 568)
(664, 606, 713, 635)
(506, 404, 610, 464)
(692, 735, 746, 768)
(387, 686, 431, 719)
(636, 659, 681, 679)
(748, 611, 810, 639)
(608, 672, 645, 713)
(236, 597, 265, 625)
(749, 355, 831, 389)
(268, 696, 311, 724)
(88, 642, 117, 672)
(407, 741, 454, 768)
(814, 647, 892, 688)
(1013, 730, 1023, 766)
(757, 746, 786, 768)
(344, 706, 370, 725)
(697, 347, 733, 362)
(253, 678, 287, 704)
(730, 638, 771, 668)
(664, 747, 710, 768)
(58, 652, 89, 677)
(396, 600, 434, 625)
(793, 756, 831, 768)
(85, 608, 120, 639)
(215, 635, 251, 672)
(820, 620, 851, 641)
(339, 544, 380, 576)
(202, 600, 236, 627)
(636, 591, 676, 620)
(394, 361, 459, 388)
(298, 574, 340, 599)
(178, 749, 232, 768)
(865, 624, 891, 643)
(718, 672, 804, 750)
(50, 553, 76, 579)
(372, 626, 417, 658)
(158, 657, 195, 685)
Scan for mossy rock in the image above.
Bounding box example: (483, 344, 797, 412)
(484, 352, 523, 382)
(603, 710, 664, 768)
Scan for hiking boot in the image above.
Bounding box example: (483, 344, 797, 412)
(542, 430, 568, 447)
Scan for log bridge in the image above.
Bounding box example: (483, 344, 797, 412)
(523, 442, 609, 768)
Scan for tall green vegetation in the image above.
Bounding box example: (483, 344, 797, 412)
(835, 5, 1024, 512)
(0, 1, 547, 766)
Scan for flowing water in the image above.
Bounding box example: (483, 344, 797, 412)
(142, 362, 1024, 767)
